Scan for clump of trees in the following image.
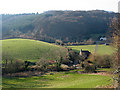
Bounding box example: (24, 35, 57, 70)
(81, 54, 113, 73)
(36, 58, 49, 71)
(88, 54, 113, 68)
(35, 50, 66, 71)
(3, 59, 24, 74)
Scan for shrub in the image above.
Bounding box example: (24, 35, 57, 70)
(84, 64, 96, 73)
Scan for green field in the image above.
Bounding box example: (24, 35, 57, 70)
(2, 39, 115, 63)
(2, 39, 67, 62)
(2, 71, 112, 88)
(68, 45, 115, 55)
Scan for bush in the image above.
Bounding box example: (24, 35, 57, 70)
(84, 65, 96, 73)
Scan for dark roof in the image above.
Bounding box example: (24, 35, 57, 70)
(82, 50, 90, 52)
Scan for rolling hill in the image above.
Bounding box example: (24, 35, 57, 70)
(2, 39, 67, 62)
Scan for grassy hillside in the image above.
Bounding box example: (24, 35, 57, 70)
(68, 45, 115, 55)
(2, 39, 67, 62)
(2, 71, 112, 88)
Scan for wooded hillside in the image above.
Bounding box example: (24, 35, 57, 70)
(2, 10, 117, 42)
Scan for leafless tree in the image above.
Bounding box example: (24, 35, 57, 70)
(36, 58, 49, 71)
(2, 52, 15, 67)
(111, 15, 120, 88)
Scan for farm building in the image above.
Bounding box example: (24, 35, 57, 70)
(79, 49, 91, 59)
(100, 37, 107, 41)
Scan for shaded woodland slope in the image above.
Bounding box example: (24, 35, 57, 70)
(2, 10, 117, 42)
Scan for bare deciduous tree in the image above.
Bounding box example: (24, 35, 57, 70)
(111, 15, 120, 88)
(2, 52, 15, 67)
(36, 58, 49, 71)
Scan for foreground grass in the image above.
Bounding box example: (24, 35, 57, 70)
(96, 68, 113, 72)
(2, 71, 112, 88)
(2, 39, 67, 62)
(68, 45, 115, 55)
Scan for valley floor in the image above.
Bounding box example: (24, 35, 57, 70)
(2, 69, 113, 88)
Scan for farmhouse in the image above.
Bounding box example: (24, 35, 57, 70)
(79, 49, 91, 59)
